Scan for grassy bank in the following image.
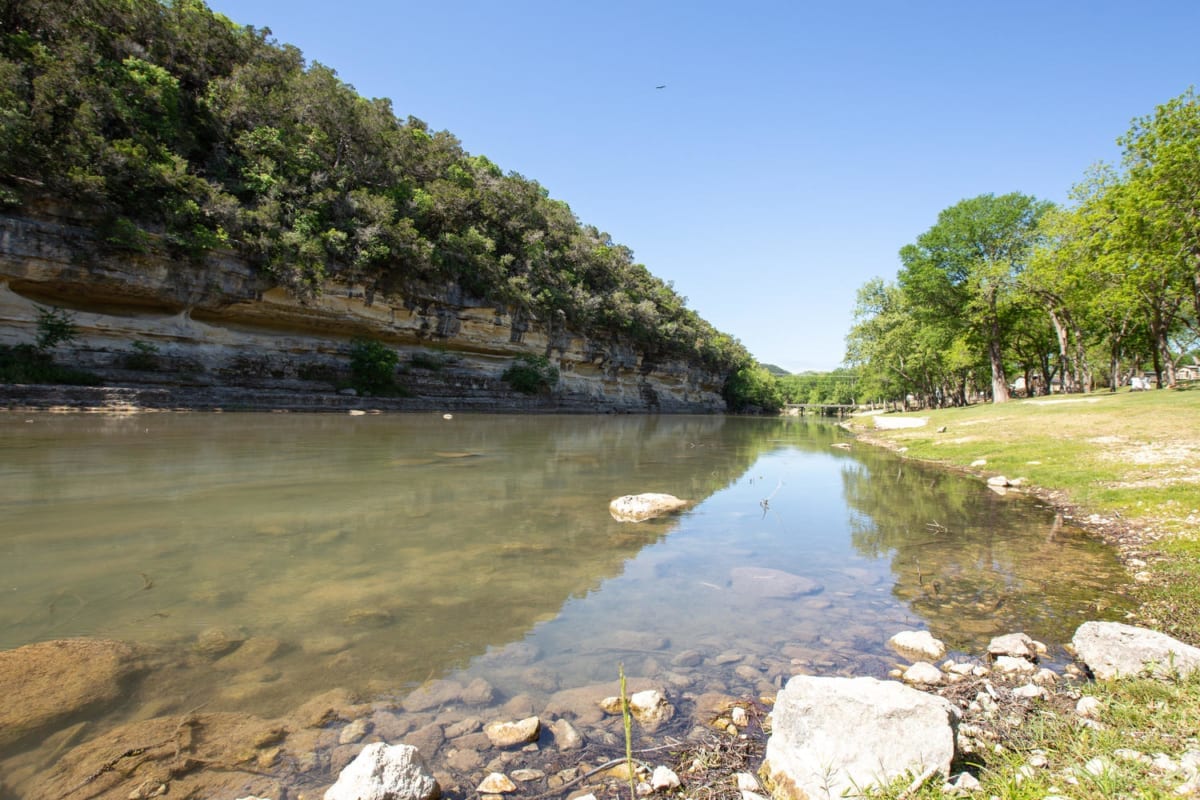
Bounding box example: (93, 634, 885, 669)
(843, 387, 1200, 798)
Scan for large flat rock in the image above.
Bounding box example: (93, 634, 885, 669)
(0, 638, 143, 751)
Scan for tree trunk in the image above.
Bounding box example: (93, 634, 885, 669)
(989, 327, 1010, 403)
(1048, 307, 1073, 393)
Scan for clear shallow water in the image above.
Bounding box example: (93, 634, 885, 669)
(0, 412, 1129, 760)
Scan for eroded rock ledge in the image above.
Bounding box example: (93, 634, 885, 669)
(0, 212, 725, 413)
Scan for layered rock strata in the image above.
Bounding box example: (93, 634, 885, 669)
(0, 212, 724, 413)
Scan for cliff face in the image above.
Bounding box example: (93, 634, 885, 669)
(0, 212, 726, 412)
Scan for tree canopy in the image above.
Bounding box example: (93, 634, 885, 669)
(847, 89, 1200, 406)
(0, 0, 753, 377)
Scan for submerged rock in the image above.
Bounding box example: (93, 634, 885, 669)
(730, 567, 823, 598)
(0, 638, 143, 751)
(608, 493, 690, 522)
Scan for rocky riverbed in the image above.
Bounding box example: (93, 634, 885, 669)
(5, 621, 1200, 800)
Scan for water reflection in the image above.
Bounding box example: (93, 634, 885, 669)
(841, 448, 1129, 653)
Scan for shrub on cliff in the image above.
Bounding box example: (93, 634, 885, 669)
(349, 338, 400, 395)
(502, 355, 559, 395)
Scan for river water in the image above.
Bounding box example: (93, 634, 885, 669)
(0, 412, 1129, 784)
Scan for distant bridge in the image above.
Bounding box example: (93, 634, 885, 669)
(783, 404, 856, 417)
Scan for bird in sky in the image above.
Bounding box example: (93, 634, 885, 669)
(655, 84, 666, 89)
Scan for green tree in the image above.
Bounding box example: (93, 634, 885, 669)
(723, 364, 783, 413)
(898, 193, 1051, 403)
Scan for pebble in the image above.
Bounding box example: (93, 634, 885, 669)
(651, 766, 680, 790)
(902, 661, 943, 685)
(338, 718, 369, 744)
(477, 773, 517, 794)
(1076, 696, 1103, 718)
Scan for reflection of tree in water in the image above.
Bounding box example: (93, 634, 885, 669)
(840, 449, 1130, 653)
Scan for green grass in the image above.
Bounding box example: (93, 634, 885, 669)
(850, 388, 1200, 535)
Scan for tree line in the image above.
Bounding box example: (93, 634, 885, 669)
(845, 89, 1200, 408)
(0, 0, 755, 389)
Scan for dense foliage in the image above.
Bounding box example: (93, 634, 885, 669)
(348, 337, 399, 395)
(0, 0, 752, 378)
(847, 89, 1200, 406)
(501, 354, 559, 395)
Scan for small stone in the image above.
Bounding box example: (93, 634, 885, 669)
(902, 661, 943, 685)
(1028, 751, 1049, 768)
(987, 475, 1011, 487)
(735, 773, 760, 792)
(462, 678, 496, 706)
(714, 650, 744, 665)
(730, 706, 748, 727)
(993, 655, 1037, 674)
(1076, 696, 1103, 718)
(651, 766, 680, 790)
(734, 665, 762, 681)
(445, 717, 482, 738)
(339, 718, 370, 745)
(1033, 668, 1060, 686)
(477, 773, 517, 794)
(1084, 757, 1110, 776)
(510, 769, 546, 782)
(550, 718, 584, 750)
(888, 631, 947, 663)
(1011, 684, 1046, 700)
(970, 459, 987, 467)
(951, 772, 981, 792)
(1114, 748, 1150, 764)
(672, 650, 703, 667)
(1153, 754, 1181, 773)
(485, 717, 540, 748)
(987, 632, 1037, 660)
(195, 626, 246, 658)
(629, 690, 675, 732)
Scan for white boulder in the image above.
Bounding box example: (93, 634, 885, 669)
(1072, 621, 1200, 680)
(324, 743, 440, 800)
(761, 676, 958, 800)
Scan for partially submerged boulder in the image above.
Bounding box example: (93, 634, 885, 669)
(888, 630, 946, 663)
(0, 638, 143, 751)
(608, 493, 690, 522)
(760, 675, 958, 800)
(1072, 621, 1200, 680)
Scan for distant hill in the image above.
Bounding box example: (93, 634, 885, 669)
(760, 363, 792, 376)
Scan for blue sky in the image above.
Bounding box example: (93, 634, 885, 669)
(205, 1, 1199, 372)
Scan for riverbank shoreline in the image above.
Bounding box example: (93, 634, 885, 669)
(0, 381, 708, 415)
(845, 423, 1169, 574)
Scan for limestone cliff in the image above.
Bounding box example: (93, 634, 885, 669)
(0, 212, 726, 412)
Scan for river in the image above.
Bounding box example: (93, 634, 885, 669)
(0, 412, 1129, 795)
